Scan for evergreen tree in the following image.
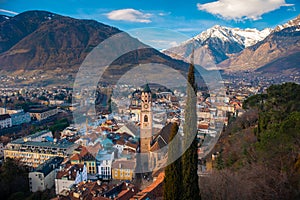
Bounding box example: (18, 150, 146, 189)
(182, 62, 201, 199)
(163, 123, 182, 200)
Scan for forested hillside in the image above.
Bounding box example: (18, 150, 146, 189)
(200, 83, 300, 200)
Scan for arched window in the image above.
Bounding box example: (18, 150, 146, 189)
(144, 115, 148, 122)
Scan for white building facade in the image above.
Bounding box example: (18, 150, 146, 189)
(0, 114, 12, 129)
(96, 150, 114, 180)
(55, 164, 87, 195)
(29, 157, 63, 192)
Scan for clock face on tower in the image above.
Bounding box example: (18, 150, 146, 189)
(143, 104, 148, 109)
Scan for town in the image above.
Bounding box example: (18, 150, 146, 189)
(1, 2, 300, 199)
(0, 70, 273, 199)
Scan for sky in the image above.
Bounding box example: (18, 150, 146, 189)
(0, 0, 299, 49)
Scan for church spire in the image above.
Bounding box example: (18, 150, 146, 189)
(143, 83, 151, 93)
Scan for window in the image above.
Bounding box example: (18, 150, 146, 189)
(144, 115, 148, 122)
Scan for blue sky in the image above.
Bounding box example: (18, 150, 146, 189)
(0, 0, 299, 47)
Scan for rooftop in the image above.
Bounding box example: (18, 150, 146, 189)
(96, 150, 114, 161)
(10, 139, 76, 149)
(56, 164, 85, 180)
(34, 156, 64, 176)
(28, 106, 57, 113)
(0, 114, 11, 120)
(112, 159, 136, 170)
(28, 130, 51, 139)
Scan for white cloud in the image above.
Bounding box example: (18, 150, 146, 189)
(106, 8, 152, 23)
(197, 0, 293, 21)
(147, 39, 180, 49)
(0, 8, 18, 15)
(158, 12, 171, 16)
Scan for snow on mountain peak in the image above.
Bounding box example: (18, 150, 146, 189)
(274, 14, 300, 32)
(192, 25, 271, 47)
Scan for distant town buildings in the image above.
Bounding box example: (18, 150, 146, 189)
(0, 107, 24, 115)
(0, 107, 31, 127)
(10, 111, 31, 126)
(0, 79, 263, 198)
(29, 106, 58, 121)
(0, 114, 12, 129)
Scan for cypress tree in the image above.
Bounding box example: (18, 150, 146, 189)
(182, 62, 201, 199)
(163, 123, 182, 200)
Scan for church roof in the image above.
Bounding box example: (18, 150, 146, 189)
(150, 123, 174, 151)
(116, 123, 139, 137)
(153, 123, 173, 144)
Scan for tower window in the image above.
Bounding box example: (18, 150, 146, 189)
(144, 115, 148, 122)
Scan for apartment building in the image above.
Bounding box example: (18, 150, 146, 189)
(112, 159, 135, 181)
(4, 130, 78, 168)
(29, 106, 58, 121)
(29, 157, 64, 192)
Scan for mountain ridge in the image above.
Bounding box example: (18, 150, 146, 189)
(218, 23, 300, 73)
(163, 25, 271, 69)
(0, 10, 203, 87)
(164, 14, 300, 73)
(0, 10, 122, 71)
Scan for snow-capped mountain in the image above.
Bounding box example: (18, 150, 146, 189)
(193, 25, 271, 48)
(274, 14, 300, 32)
(163, 25, 272, 69)
(218, 22, 300, 73)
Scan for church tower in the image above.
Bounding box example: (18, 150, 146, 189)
(140, 84, 152, 153)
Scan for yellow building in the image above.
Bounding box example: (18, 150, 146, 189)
(4, 131, 78, 168)
(83, 158, 96, 174)
(112, 159, 135, 181)
(70, 146, 97, 174)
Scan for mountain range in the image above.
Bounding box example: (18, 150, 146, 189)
(164, 25, 271, 68)
(0, 10, 299, 86)
(0, 11, 196, 86)
(165, 14, 300, 73)
(218, 16, 300, 73)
